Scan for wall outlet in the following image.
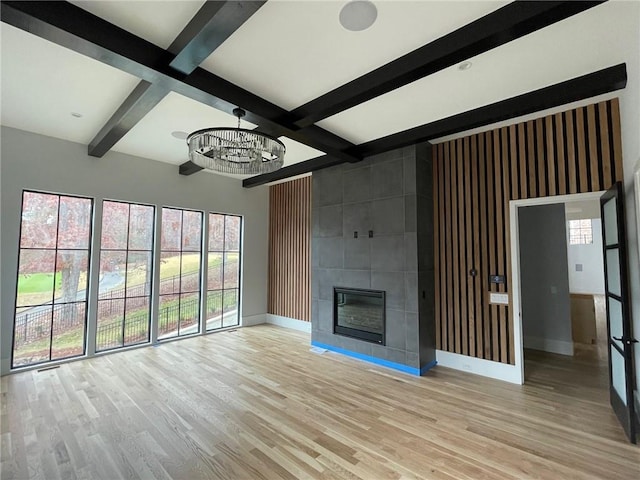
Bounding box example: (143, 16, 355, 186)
(575, 263, 583, 272)
(489, 292, 509, 305)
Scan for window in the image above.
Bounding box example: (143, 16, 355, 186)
(569, 219, 593, 245)
(11, 191, 242, 370)
(96, 201, 155, 351)
(206, 214, 242, 331)
(158, 207, 203, 339)
(13, 191, 93, 367)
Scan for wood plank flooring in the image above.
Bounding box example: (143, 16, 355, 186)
(2, 325, 639, 479)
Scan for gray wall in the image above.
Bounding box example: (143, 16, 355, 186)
(311, 144, 435, 370)
(0, 126, 269, 375)
(519, 203, 573, 354)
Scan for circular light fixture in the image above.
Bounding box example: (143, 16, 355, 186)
(70, 112, 83, 118)
(339, 1, 378, 32)
(171, 131, 188, 140)
(458, 61, 473, 71)
(187, 108, 285, 175)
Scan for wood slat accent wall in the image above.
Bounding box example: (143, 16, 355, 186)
(268, 176, 312, 321)
(433, 99, 623, 364)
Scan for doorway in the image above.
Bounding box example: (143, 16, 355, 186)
(510, 191, 605, 384)
(511, 189, 638, 443)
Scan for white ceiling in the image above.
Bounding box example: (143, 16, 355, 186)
(201, 0, 506, 110)
(1, 0, 637, 180)
(0, 23, 139, 145)
(318, 0, 637, 144)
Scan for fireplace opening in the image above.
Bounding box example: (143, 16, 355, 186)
(333, 287, 385, 344)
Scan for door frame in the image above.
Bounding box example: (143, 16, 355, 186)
(509, 191, 604, 384)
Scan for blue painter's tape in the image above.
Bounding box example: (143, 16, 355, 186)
(420, 359, 437, 375)
(311, 341, 437, 376)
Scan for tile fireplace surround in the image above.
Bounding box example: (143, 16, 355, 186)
(311, 144, 436, 375)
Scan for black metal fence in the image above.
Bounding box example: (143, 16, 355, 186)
(96, 310, 149, 350)
(14, 264, 239, 347)
(14, 303, 86, 345)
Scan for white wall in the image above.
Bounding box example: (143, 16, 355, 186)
(0, 127, 270, 375)
(566, 218, 605, 295)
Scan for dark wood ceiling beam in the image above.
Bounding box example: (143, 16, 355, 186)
(88, 82, 169, 157)
(0, 1, 360, 165)
(88, 0, 266, 159)
(243, 155, 343, 188)
(351, 63, 627, 157)
(290, 1, 606, 128)
(243, 63, 627, 187)
(168, 1, 265, 75)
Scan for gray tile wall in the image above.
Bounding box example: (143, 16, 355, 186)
(311, 144, 435, 371)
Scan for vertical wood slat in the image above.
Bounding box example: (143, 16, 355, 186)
(555, 112, 567, 195)
(598, 101, 613, 189)
(586, 104, 600, 191)
(576, 108, 588, 192)
(527, 120, 536, 197)
(464, 137, 474, 357)
(267, 177, 311, 321)
(610, 98, 624, 182)
(434, 147, 441, 350)
(471, 136, 482, 358)
(566, 111, 577, 194)
(518, 123, 527, 199)
(479, 133, 491, 359)
(488, 131, 498, 360)
(432, 99, 622, 365)
(457, 139, 468, 356)
(499, 128, 509, 363)
(445, 142, 454, 351)
(546, 115, 557, 196)
(536, 118, 546, 197)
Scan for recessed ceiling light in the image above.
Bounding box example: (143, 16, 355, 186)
(70, 112, 83, 118)
(340, 1, 377, 32)
(171, 131, 188, 140)
(458, 61, 473, 71)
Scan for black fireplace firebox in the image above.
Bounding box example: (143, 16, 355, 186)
(333, 287, 385, 344)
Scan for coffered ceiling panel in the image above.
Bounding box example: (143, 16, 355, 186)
(70, 0, 205, 49)
(0, 22, 140, 145)
(201, 0, 506, 110)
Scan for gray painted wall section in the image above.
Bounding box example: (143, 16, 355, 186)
(0, 126, 269, 375)
(519, 203, 573, 351)
(311, 144, 435, 370)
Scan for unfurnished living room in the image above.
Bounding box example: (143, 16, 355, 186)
(1, 1, 640, 479)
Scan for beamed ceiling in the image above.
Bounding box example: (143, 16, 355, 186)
(0, 1, 632, 187)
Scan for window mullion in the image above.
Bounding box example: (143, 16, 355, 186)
(85, 199, 103, 357)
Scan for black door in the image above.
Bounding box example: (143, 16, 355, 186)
(600, 181, 638, 443)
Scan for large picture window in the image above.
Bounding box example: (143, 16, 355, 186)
(12, 191, 93, 367)
(11, 191, 242, 370)
(96, 201, 155, 351)
(158, 207, 203, 340)
(206, 214, 242, 330)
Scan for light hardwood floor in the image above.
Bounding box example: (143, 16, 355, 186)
(2, 325, 639, 479)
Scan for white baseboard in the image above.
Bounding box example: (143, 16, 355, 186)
(242, 314, 267, 327)
(266, 314, 311, 333)
(524, 336, 574, 356)
(436, 350, 523, 385)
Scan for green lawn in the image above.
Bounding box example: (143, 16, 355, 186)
(18, 272, 61, 293)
